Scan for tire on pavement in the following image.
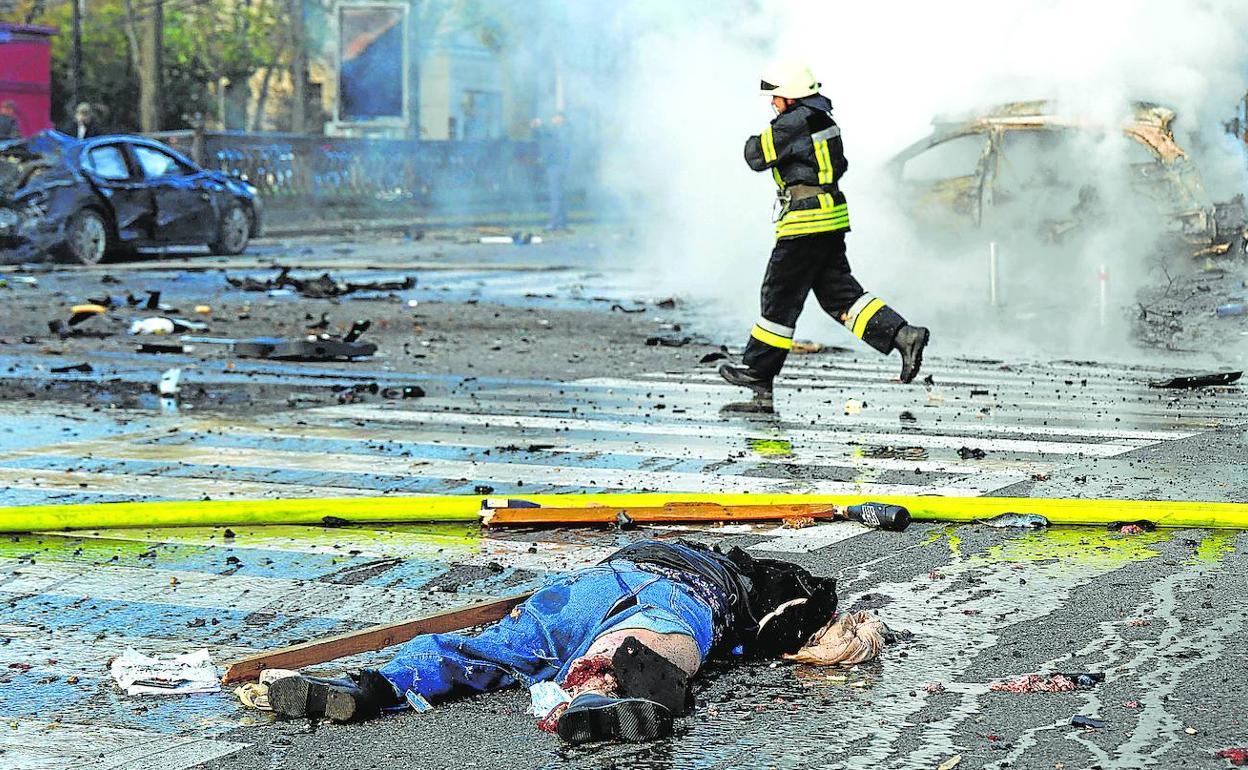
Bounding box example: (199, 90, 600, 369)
(58, 208, 110, 265)
(209, 203, 251, 255)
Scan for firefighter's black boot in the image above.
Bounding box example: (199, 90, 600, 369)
(892, 325, 930, 384)
(718, 362, 774, 397)
(268, 668, 401, 722)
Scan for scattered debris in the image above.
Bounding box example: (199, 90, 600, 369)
(129, 316, 208, 335)
(957, 447, 987, 460)
(615, 510, 636, 530)
(110, 648, 219, 696)
(610, 303, 646, 314)
(136, 342, 192, 355)
(975, 512, 1049, 528)
(791, 340, 825, 354)
(782, 515, 817, 529)
(227, 267, 415, 299)
(321, 516, 351, 528)
(923, 682, 946, 694)
(1216, 748, 1248, 766)
(1071, 715, 1106, 729)
(204, 321, 379, 361)
(49, 362, 92, 373)
(936, 755, 962, 770)
(700, 351, 728, 364)
(1216, 303, 1245, 317)
(655, 297, 677, 309)
(1030, 473, 1050, 481)
(1149, 371, 1242, 389)
(844, 399, 864, 415)
(479, 232, 541, 245)
(864, 445, 927, 460)
(645, 334, 692, 347)
(158, 368, 182, 396)
(68, 303, 108, 325)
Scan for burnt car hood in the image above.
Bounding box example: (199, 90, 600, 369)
(0, 131, 79, 205)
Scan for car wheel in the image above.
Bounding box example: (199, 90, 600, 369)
(210, 204, 250, 255)
(61, 209, 109, 265)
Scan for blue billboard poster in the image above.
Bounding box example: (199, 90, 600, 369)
(338, 5, 406, 122)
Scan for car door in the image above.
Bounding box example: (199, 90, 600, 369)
(79, 143, 154, 243)
(129, 143, 217, 243)
(895, 132, 992, 229)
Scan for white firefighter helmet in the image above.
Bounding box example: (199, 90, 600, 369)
(759, 60, 820, 99)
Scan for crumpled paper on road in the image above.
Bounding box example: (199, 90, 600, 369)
(110, 648, 220, 696)
(783, 611, 887, 666)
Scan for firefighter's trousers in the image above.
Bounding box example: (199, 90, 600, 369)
(743, 230, 907, 380)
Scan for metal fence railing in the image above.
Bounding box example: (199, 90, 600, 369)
(148, 131, 554, 212)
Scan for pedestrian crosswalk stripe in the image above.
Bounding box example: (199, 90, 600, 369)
(312, 405, 1147, 458)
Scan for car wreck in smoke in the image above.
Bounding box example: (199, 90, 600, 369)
(0, 131, 262, 265)
(889, 100, 1247, 256)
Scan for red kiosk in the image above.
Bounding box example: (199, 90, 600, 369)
(0, 23, 58, 136)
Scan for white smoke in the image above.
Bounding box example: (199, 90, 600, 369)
(597, 0, 1248, 359)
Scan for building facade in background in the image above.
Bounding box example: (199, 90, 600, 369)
(302, 0, 545, 141)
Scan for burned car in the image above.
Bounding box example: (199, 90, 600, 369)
(0, 131, 262, 264)
(889, 100, 1245, 255)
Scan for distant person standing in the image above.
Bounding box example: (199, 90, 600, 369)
(0, 101, 20, 139)
(535, 113, 571, 231)
(62, 103, 103, 139)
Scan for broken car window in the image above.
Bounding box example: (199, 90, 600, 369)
(83, 145, 130, 181)
(132, 145, 193, 179)
(902, 134, 987, 182)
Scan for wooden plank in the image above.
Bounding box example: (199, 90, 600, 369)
(482, 502, 845, 527)
(221, 591, 533, 684)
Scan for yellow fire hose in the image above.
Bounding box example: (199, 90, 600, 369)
(1, 493, 1246, 532)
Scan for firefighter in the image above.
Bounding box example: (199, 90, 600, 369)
(718, 61, 930, 398)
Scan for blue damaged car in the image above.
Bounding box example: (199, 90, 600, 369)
(0, 131, 262, 264)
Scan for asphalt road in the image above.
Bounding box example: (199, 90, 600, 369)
(1, 229, 1245, 770)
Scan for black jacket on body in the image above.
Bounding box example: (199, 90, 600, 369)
(608, 539, 838, 658)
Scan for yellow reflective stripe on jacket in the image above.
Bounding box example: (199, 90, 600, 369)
(761, 127, 777, 164)
(772, 167, 785, 190)
(750, 324, 794, 350)
(815, 139, 835, 185)
(851, 298, 887, 339)
(774, 194, 849, 239)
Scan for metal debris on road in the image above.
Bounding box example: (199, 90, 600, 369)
(226, 267, 416, 299)
(1148, 371, 1242, 389)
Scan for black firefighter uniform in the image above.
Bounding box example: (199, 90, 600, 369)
(741, 93, 909, 380)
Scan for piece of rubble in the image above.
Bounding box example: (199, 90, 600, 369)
(1148, 371, 1241, 389)
(50, 362, 92, 373)
(1071, 715, 1105, 729)
(129, 317, 208, 335)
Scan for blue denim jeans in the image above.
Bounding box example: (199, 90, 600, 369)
(379, 562, 716, 706)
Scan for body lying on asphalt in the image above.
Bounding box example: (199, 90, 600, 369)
(249, 539, 894, 744)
